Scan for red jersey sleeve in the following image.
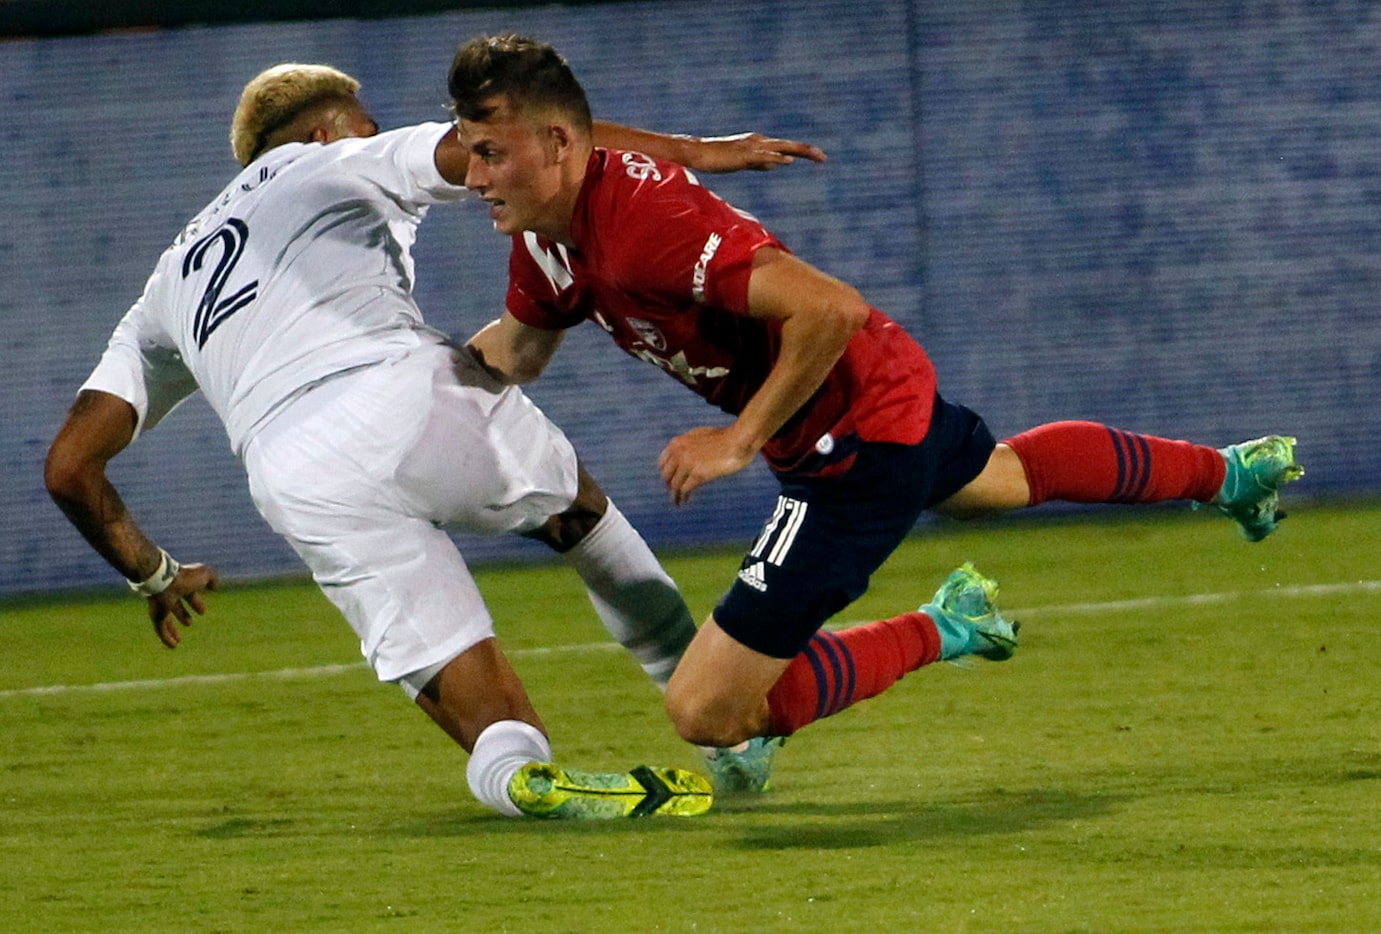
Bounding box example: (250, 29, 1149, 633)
(505, 233, 584, 330)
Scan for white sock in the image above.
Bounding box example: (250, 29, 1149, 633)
(562, 500, 696, 690)
(466, 720, 551, 817)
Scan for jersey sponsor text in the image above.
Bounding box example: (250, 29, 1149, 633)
(691, 232, 722, 303)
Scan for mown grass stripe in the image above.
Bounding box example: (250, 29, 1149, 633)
(3, 580, 1376, 700)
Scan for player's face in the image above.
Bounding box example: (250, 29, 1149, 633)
(459, 96, 570, 240)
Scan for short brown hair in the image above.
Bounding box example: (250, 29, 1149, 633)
(230, 63, 361, 167)
(447, 34, 592, 130)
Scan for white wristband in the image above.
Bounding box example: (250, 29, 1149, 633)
(128, 549, 180, 597)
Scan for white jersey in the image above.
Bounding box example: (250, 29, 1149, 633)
(81, 122, 467, 454)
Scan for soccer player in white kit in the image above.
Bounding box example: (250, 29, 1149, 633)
(44, 64, 825, 819)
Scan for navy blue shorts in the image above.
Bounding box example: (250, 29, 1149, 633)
(714, 394, 996, 659)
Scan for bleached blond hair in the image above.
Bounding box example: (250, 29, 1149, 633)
(230, 63, 361, 166)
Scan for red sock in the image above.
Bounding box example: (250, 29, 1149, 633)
(765, 611, 943, 736)
(1005, 421, 1225, 506)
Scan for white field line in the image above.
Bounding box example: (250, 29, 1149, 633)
(1012, 578, 1381, 618)
(4, 579, 1377, 701)
(0, 642, 623, 701)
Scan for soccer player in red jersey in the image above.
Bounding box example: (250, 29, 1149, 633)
(447, 35, 1304, 791)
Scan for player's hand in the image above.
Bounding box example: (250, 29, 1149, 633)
(658, 426, 757, 506)
(689, 133, 827, 173)
(147, 563, 219, 649)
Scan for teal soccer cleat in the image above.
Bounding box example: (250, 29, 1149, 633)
(922, 562, 1019, 662)
(703, 736, 785, 794)
(508, 762, 713, 819)
(1213, 435, 1305, 542)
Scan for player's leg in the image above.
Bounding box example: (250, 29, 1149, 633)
(529, 462, 778, 787)
(936, 419, 1304, 539)
(402, 636, 712, 820)
(1005, 421, 1227, 506)
(667, 619, 798, 791)
(246, 354, 712, 819)
(404, 638, 552, 817)
(299, 518, 713, 820)
(667, 430, 1015, 752)
(406, 637, 545, 750)
(664, 619, 790, 747)
(667, 574, 1016, 748)
(934, 422, 1223, 515)
(525, 463, 696, 690)
(927, 443, 1031, 517)
(759, 562, 1016, 737)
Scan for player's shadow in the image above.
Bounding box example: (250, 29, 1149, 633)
(719, 788, 1126, 850)
(396, 787, 1124, 845)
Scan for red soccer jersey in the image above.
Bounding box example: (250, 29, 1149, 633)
(505, 148, 937, 473)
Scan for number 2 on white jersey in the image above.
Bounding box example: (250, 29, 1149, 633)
(182, 217, 258, 349)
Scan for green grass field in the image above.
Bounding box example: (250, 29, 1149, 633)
(3, 502, 1379, 933)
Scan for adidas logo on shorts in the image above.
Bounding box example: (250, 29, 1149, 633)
(737, 561, 768, 592)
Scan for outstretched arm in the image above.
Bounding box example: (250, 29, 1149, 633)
(45, 390, 218, 648)
(434, 121, 825, 184)
(589, 124, 826, 173)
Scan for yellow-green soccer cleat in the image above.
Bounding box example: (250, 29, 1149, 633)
(703, 736, 785, 794)
(1213, 435, 1305, 542)
(922, 562, 1019, 662)
(507, 763, 714, 819)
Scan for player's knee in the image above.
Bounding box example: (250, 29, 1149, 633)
(522, 506, 600, 552)
(664, 687, 753, 748)
(523, 471, 609, 552)
(935, 443, 1031, 518)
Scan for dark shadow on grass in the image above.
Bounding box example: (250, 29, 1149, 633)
(723, 788, 1126, 850)
(393, 811, 716, 838)
(195, 816, 297, 838)
(392, 788, 1127, 847)
(189, 752, 1381, 844)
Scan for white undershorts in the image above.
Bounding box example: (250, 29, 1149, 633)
(242, 341, 578, 688)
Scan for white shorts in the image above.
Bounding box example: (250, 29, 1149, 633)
(243, 341, 578, 687)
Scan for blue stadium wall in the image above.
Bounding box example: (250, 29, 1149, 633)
(3, 1, 1377, 597)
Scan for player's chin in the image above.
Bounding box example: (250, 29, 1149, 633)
(486, 203, 519, 235)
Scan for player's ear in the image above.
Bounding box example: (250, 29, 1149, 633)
(547, 122, 574, 164)
(309, 111, 339, 145)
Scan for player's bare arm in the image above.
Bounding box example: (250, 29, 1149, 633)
(467, 310, 565, 384)
(46, 390, 218, 649)
(589, 124, 826, 173)
(657, 248, 869, 505)
(433, 121, 824, 186)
